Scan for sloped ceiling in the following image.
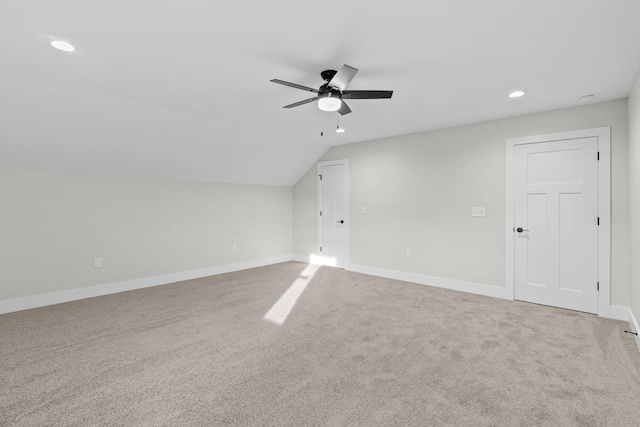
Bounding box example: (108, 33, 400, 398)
(1, 0, 640, 186)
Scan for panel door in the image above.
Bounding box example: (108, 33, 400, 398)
(319, 163, 346, 268)
(514, 137, 598, 313)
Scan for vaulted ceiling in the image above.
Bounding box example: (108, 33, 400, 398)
(1, 0, 640, 186)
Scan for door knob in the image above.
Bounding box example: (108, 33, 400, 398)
(516, 227, 529, 233)
(337, 220, 344, 224)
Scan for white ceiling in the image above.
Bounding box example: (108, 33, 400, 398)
(1, 0, 640, 186)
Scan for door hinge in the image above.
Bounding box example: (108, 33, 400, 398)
(597, 151, 600, 160)
(320, 211, 322, 216)
(320, 246, 322, 252)
(597, 217, 600, 226)
(597, 282, 600, 291)
(319, 174, 323, 180)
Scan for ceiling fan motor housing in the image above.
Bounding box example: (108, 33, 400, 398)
(320, 69, 337, 82)
(318, 82, 340, 94)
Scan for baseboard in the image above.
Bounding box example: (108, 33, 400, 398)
(629, 308, 640, 353)
(0, 255, 295, 315)
(294, 255, 509, 299)
(292, 254, 311, 264)
(295, 256, 635, 326)
(602, 305, 631, 321)
(293, 257, 510, 299)
(346, 263, 511, 300)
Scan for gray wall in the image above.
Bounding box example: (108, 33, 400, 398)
(629, 72, 640, 324)
(0, 169, 292, 301)
(293, 99, 630, 307)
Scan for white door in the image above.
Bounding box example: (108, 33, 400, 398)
(317, 161, 347, 268)
(514, 137, 599, 313)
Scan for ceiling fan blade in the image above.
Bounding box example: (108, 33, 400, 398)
(342, 90, 393, 99)
(328, 64, 359, 91)
(338, 101, 352, 115)
(283, 97, 318, 108)
(270, 79, 319, 93)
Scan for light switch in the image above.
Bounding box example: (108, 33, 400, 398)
(362, 206, 368, 214)
(471, 207, 486, 217)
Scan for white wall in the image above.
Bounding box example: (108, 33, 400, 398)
(294, 99, 630, 307)
(293, 168, 318, 260)
(2, 98, 632, 314)
(0, 169, 292, 302)
(628, 72, 640, 330)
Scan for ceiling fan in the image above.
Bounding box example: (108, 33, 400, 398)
(270, 64, 393, 115)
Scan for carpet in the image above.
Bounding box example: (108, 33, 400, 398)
(1, 261, 639, 426)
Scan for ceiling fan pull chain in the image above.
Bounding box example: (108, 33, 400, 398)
(336, 113, 344, 133)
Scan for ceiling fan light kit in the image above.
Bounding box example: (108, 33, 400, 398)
(317, 92, 342, 112)
(271, 64, 393, 116)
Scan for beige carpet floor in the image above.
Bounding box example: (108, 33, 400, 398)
(1, 261, 639, 426)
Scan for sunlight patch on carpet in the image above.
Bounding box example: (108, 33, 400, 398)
(263, 264, 320, 325)
(309, 254, 336, 267)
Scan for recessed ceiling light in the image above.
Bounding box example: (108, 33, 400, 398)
(508, 90, 526, 98)
(579, 95, 595, 103)
(50, 40, 75, 52)
(336, 126, 345, 133)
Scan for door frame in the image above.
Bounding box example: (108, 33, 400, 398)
(316, 159, 350, 268)
(505, 127, 611, 316)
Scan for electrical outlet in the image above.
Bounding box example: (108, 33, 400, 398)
(362, 206, 368, 214)
(405, 249, 412, 258)
(471, 207, 486, 217)
(232, 243, 237, 251)
(94, 258, 102, 268)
